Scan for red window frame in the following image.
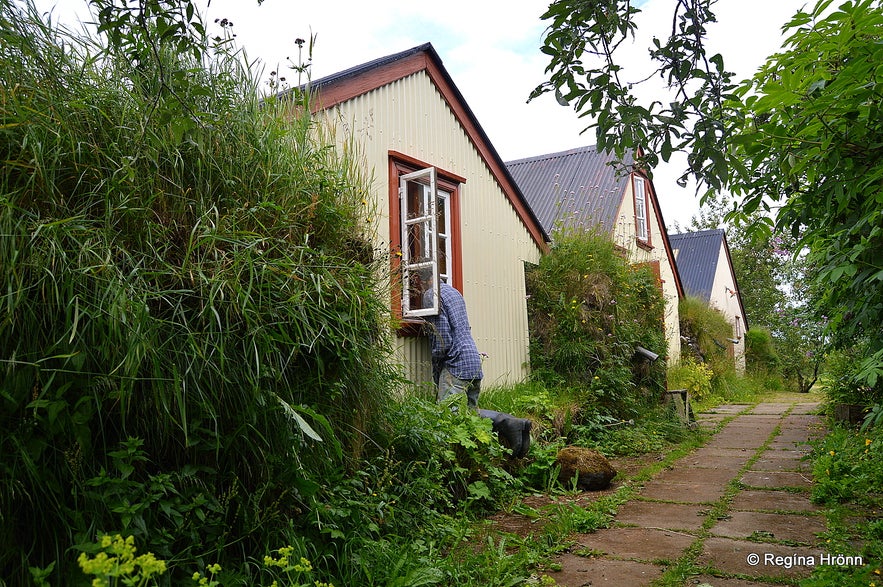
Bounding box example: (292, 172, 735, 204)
(388, 151, 465, 334)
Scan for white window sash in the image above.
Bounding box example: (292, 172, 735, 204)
(400, 167, 439, 317)
(634, 176, 648, 241)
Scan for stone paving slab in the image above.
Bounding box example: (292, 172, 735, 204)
(729, 414, 783, 422)
(751, 403, 792, 415)
(767, 439, 814, 452)
(741, 470, 812, 489)
(709, 510, 826, 543)
(640, 479, 729, 503)
(655, 465, 739, 485)
(730, 489, 822, 513)
(750, 452, 807, 472)
(698, 537, 825, 579)
(687, 447, 754, 460)
(704, 434, 770, 451)
(791, 404, 822, 414)
(548, 554, 664, 586)
(680, 456, 749, 472)
(571, 527, 696, 561)
(704, 404, 751, 414)
(772, 428, 817, 445)
(615, 500, 707, 531)
(696, 417, 726, 430)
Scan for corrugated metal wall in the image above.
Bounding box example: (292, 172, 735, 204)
(710, 246, 746, 373)
(614, 181, 682, 362)
(326, 71, 543, 388)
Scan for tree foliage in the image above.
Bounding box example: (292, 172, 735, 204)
(532, 0, 734, 189)
(728, 0, 883, 386)
(535, 0, 883, 389)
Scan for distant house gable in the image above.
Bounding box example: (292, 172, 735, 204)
(306, 43, 549, 250)
(668, 229, 723, 303)
(668, 229, 747, 329)
(669, 228, 749, 372)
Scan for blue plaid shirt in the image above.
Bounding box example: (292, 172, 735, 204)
(424, 283, 483, 382)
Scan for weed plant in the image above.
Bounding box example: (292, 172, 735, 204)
(804, 422, 883, 585)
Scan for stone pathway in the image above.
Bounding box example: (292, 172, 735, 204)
(546, 401, 827, 586)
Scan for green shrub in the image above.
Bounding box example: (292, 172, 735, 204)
(824, 345, 883, 408)
(525, 229, 667, 417)
(744, 327, 779, 373)
(666, 358, 714, 402)
(678, 296, 735, 391)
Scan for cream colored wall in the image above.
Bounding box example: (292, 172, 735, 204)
(325, 71, 543, 388)
(708, 245, 746, 373)
(612, 180, 682, 363)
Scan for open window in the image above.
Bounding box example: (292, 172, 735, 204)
(390, 153, 463, 323)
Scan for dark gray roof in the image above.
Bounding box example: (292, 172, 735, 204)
(667, 229, 725, 302)
(308, 43, 434, 93)
(505, 145, 634, 235)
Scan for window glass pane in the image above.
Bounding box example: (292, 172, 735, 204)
(436, 193, 447, 232)
(406, 267, 435, 312)
(407, 221, 431, 263)
(437, 235, 448, 279)
(406, 180, 428, 219)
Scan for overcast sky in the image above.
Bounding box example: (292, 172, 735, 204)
(37, 0, 808, 227)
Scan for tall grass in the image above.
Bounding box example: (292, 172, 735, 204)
(0, 1, 395, 581)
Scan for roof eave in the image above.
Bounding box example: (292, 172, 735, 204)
(303, 43, 551, 249)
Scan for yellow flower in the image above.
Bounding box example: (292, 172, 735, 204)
(830, 450, 836, 456)
(867, 438, 873, 446)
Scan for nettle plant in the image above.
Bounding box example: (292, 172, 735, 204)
(526, 229, 667, 417)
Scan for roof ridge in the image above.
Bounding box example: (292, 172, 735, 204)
(670, 228, 724, 239)
(505, 144, 603, 166)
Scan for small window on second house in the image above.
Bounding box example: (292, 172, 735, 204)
(399, 167, 454, 318)
(633, 175, 649, 242)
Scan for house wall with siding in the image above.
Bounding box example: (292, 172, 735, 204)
(612, 180, 682, 362)
(709, 245, 746, 373)
(324, 71, 543, 388)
